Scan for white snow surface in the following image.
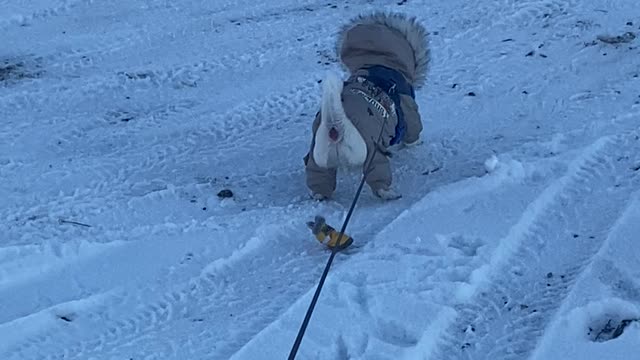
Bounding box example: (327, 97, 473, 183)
(1, 0, 639, 359)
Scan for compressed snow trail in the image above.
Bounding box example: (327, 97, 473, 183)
(530, 190, 640, 360)
(426, 131, 640, 360)
(1, 0, 639, 360)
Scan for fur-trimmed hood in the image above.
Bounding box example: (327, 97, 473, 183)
(335, 11, 430, 89)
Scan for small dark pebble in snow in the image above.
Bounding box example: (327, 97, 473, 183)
(452, 83, 458, 88)
(502, 38, 514, 42)
(190, 199, 196, 203)
(217, 189, 234, 198)
(466, 92, 476, 96)
(58, 315, 73, 322)
(539, 53, 548, 58)
(573, 234, 579, 238)
(547, 283, 551, 287)
(526, 50, 535, 56)
(627, 22, 633, 26)
(561, 275, 566, 279)
(422, 167, 442, 175)
(520, 304, 529, 310)
(523, 90, 529, 94)
(202, 207, 207, 211)
(547, 272, 553, 278)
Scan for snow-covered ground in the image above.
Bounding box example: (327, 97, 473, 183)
(1, 0, 639, 359)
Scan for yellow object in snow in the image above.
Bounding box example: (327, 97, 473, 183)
(307, 216, 353, 249)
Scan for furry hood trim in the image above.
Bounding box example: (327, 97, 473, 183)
(335, 11, 430, 89)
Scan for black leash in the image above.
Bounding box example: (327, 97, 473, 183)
(288, 112, 389, 360)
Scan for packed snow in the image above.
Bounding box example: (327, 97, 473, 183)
(1, 0, 639, 359)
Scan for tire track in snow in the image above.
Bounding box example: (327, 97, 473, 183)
(1, 127, 501, 359)
(0, 291, 116, 355)
(0, 0, 333, 78)
(4, 1, 628, 358)
(0, 0, 92, 30)
(0, 29, 331, 116)
(428, 130, 640, 360)
(2, 207, 341, 360)
(0, 0, 361, 114)
(0, 79, 322, 249)
(497, 0, 577, 29)
(44, 77, 321, 162)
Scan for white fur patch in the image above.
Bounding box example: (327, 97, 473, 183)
(313, 71, 367, 168)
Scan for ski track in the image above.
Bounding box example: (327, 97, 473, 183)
(429, 131, 640, 360)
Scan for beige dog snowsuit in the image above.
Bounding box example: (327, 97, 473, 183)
(304, 12, 430, 200)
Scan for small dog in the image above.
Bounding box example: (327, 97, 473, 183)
(303, 12, 430, 200)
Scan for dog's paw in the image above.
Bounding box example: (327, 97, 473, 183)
(310, 192, 330, 201)
(403, 138, 423, 148)
(374, 188, 402, 200)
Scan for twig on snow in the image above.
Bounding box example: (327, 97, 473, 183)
(58, 218, 92, 227)
(597, 32, 636, 45)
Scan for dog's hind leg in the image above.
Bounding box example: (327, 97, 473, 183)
(305, 113, 338, 199)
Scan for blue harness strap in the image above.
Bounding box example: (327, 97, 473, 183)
(362, 65, 415, 145)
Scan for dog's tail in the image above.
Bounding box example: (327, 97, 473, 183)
(336, 12, 430, 88)
(320, 70, 348, 141)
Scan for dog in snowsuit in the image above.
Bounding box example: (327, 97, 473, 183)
(303, 12, 430, 200)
